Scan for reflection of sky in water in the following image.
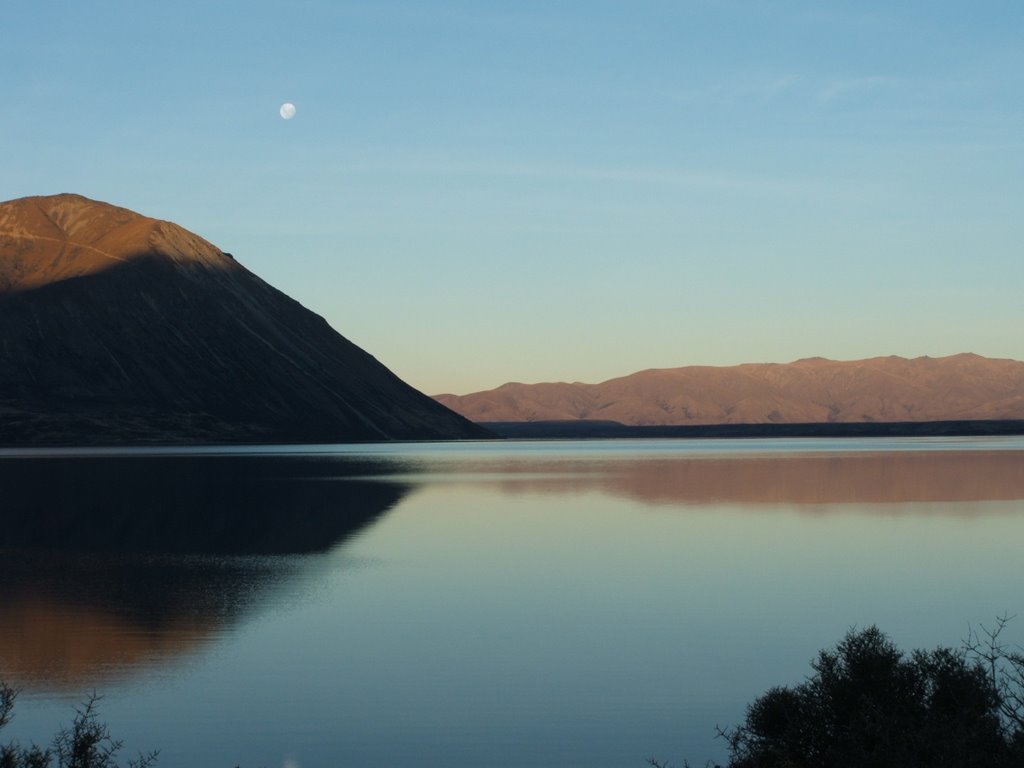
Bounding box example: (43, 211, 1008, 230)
(3, 438, 1024, 767)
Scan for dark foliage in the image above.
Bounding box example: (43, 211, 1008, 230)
(710, 622, 1024, 768)
(0, 683, 156, 768)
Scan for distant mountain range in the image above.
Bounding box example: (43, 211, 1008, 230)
(0, 193, 489, 443)
(434, 354, 1024, 427)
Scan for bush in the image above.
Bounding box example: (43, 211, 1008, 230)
(661, 620, 1024, 768)
(0, 683, 156, 768)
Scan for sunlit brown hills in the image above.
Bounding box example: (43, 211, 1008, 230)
(435, 354, 1024, 426)
(0, 193, 489, 443)
(0, 193, 229, 291)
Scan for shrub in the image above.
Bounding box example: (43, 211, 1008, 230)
(704, 621, 1024, 768)
(0, 683, 156, 768)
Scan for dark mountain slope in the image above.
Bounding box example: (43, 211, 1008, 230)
(0, 194, 489, 443)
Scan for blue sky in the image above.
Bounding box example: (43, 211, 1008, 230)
(4, 1, 1023, 393)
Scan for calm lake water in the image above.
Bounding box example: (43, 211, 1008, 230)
(2, 437, 1024, 767)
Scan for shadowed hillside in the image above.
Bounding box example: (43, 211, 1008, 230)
(0, 194, 490, 444)
(435, 354, 1024, 426)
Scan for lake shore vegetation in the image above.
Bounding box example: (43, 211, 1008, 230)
(0, 684, 156, 768)
(655, 617, 1024, 768)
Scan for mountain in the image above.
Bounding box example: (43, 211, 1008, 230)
(434, 354, 1024, 426)
(0, 193, 490, 443)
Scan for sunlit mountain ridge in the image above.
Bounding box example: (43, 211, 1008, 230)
(435, 353, 1024, 426)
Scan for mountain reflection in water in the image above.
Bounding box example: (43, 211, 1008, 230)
(472, 450, 1024, 509)
(0, 453, 410, 688)
(0, 454, 408, 553)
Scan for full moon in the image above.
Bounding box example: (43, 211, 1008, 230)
(279, 103, 296, 120)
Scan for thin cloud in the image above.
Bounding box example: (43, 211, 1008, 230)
(344, 154, 884, 204)
(816, 75, 901, 104)
(667, 72, 801, 107)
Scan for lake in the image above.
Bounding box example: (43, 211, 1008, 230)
(2, 437, 1024, 767)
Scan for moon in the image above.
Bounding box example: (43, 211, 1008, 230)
(279, 103, 296, 120)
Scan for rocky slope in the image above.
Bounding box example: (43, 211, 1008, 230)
(0, 193, 489, 443)
(434, 354, 1024, 426)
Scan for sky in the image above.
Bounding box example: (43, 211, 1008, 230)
(4, 1, 1023, 394)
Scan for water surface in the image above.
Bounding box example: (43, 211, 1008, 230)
(2, 437, 1023, 766)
